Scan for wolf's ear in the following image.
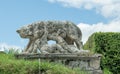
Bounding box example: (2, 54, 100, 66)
(28, 25, 33, 31)
(27, 25, 33, 35)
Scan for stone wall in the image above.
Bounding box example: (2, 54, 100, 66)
(15, 53, 103, 74)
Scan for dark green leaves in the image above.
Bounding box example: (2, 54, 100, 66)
(84, 32, 120, 74)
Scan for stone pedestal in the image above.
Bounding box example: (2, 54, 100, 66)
(15, 53, 103, 74)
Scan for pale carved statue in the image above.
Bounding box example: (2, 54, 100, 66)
(17, 21, 84, 53)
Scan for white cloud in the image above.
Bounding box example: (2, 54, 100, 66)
(48, 0, 120, 19)
(77, 20, 120, 44)
(48, 0, 120, 44)
(0, 43, 21, 51)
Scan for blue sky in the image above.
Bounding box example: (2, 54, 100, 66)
(0, 0, 120, 50)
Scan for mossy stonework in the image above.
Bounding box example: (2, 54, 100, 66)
(17, 21, 83, 53)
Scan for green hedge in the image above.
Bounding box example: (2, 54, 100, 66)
(84, 32, 120, 74)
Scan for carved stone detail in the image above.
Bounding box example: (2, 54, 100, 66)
(17, 21, 84, 53)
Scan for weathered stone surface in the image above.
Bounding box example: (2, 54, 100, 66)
(16, 20, 103, 74)
(17, 21, 83, 53)
(15, 53, 103, 74)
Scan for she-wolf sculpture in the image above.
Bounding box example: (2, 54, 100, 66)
(17, 21, 83, 53)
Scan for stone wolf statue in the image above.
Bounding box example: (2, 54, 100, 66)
(17, 21, 83, 53)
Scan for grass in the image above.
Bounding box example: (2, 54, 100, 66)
(103, 68, 113, 74)
(0, 53, 88, 74)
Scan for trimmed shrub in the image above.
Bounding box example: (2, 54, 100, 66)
(84, 32, 120, 74)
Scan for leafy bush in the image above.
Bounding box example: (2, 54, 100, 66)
(103, 68, 112, 74)
(84, 32, 120, 74)
(0, 53, 88, 74)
